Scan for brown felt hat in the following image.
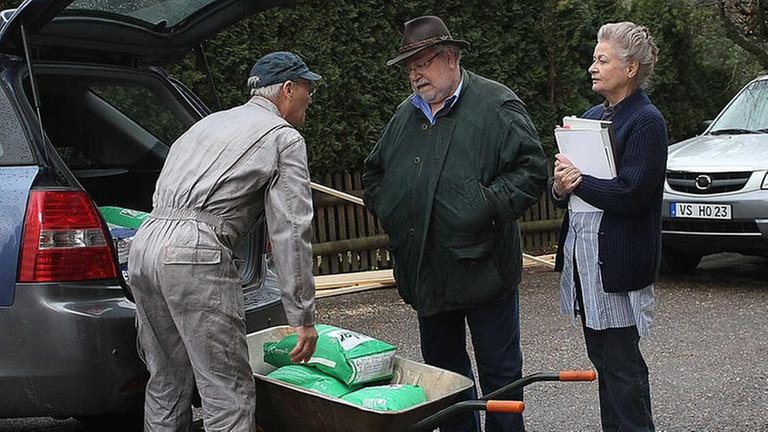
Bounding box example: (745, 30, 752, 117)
(386, 16, 470, 66)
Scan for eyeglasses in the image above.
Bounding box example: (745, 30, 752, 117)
(292, 80, 316, 100)
(403, 51, 442, 75)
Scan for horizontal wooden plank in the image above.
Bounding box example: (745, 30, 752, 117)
(311, 220, 562, 257)
(315, 269, 395, 290)
(521, 218, 563, 233)
(312, 254, 555, 298)
(313, 254, 554, 291)
(312, 189, 364, 207)
(313, 234, 389, 256)
(523, 253, 556, 268)
(316, 282, 394, 298)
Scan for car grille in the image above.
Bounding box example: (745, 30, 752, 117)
(662, 219, 759, 234)
(666, 171, 751, 194)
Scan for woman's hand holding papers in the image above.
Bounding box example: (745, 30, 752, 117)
(553, 154, 582, 198)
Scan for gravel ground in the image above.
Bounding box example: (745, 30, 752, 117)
(314, 253, 768, 432)
(2, 253, 766, 431)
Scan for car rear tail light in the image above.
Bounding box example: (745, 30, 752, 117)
(18, 190, 118, 282)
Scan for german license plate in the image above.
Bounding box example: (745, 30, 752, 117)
(670, 202, 732, 219)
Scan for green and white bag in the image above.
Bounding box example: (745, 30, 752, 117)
(263, 324, 397, 386)
(99, 206, 150, 229)
(266, 365, 357, 398)
(341, 384, 427, 411)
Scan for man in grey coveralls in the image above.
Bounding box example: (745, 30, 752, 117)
(128, 51, 320, 432)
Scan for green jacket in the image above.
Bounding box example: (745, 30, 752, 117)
(363, 70, 547, 316)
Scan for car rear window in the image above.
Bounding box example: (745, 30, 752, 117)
(0, 86, 34, 166)
(65, 0, 218, 27)
(90, 84, 188, 146)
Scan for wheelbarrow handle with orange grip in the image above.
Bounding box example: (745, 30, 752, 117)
(559, 370, 597, 381)
(408, 370, 594, 431)
(409, 400, 525, 431)
(486, 400, 525, 414)
(482, 370, 596, 401)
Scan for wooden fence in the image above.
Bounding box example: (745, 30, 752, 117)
(310, 170, 563, 275)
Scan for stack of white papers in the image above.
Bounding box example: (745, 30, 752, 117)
(554, 116, 617, 212)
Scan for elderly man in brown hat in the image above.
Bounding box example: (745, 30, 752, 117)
(363, 16, 547, 432)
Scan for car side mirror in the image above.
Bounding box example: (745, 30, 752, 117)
(701, 119, 713, 133)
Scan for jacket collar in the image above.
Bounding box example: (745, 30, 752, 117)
(600, 88, 651, 124)
(248, 96, 282, 117)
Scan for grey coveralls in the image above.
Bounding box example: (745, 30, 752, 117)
(128, 97, 316, 432)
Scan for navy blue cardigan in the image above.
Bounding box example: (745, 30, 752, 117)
(553, 89, 668, 292)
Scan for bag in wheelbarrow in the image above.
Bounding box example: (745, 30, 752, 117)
(248, 326, 474, 432)
(263, 324, 397, 386)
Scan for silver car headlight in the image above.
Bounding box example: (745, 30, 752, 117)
(763, 172, 768, 189)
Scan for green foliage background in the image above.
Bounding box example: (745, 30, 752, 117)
(0, 0, 762, 173)
(168, 0, 761, 173)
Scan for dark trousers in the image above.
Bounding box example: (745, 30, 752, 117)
(574, 267, 655, 432)
(418, 289, 524, 432)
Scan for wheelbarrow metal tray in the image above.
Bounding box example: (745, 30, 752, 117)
(247, 326, 474, 432)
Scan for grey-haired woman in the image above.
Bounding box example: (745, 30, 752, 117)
(551, 22, 667, 431)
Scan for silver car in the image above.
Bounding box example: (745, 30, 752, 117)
(661, 75, 768, 272)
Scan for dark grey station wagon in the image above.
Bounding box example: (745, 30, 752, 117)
(0, 0, 291, 426)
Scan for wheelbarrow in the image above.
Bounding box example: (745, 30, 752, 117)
(247, 326, 595, 432)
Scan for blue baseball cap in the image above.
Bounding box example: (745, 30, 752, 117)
(249, 51, 322, 88)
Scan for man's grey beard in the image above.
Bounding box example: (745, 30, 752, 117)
(412, 79, 452, 104)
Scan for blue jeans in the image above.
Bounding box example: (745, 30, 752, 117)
(418, 290, 524, 432)
(574, 266, 655, 431)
